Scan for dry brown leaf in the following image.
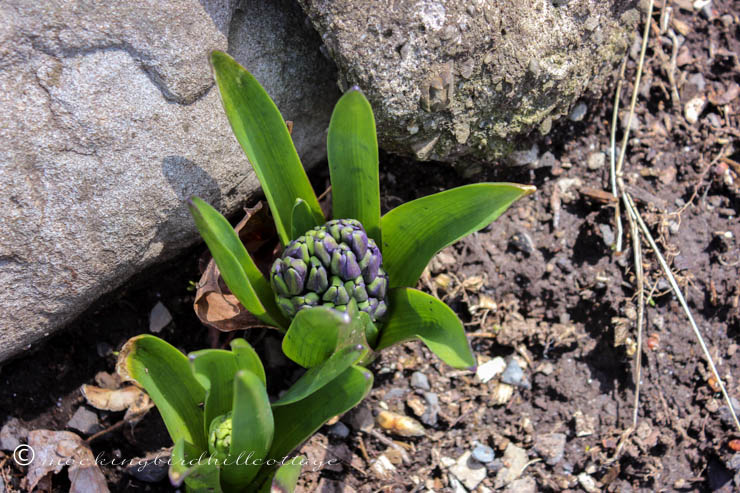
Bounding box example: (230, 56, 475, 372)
(24, 430, 109, 493)
(80, 384, 152, 421)
(194, 202, 280, 332)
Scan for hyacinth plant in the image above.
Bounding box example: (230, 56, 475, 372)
(117, 335, 372, 492)
(189, 51, 535, 373)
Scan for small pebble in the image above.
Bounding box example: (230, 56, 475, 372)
(0, 417, 28, 452)
(67, 406, 100, 435)
(421, 392, 440, 426)
(472, 441, 495, 463)
(587, 152, 606, 170)
(534, 433, 566, 465)
(569, 102, 588, 122)
(410, 371, 430, 391)
(149, 301, 172, 333)
(509, 143, 539, 167)
(684, 96, 706, 124)
(503, 477, 536, 493)
(449, 451, 487, 491)
(346, 404, 374, 432)
(328, 421, 350, 439)
(476, 357, 506, 383)
(501, 358, 530, 389)
(578, 472, 600, 493)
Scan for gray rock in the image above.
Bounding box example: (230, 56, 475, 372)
(346, 404, 374, 432)
(449, 451, 487, 491)
(727, 453, 740, 472)
(569, 102, 588, 122)
(503, 477, 536, 493)
(587, 152, 606, 170)
(149, 301, 172, 334)
(421, 391, 440, 427)
(509, 143, 540, 167)
(718, 397, 740, 427)
(67, 406, 101, 435)
(298, 0, 638, 162)
(328, 421, 350, 440)
(494, 443, 529, 488)
(471, 441, 495, 464)
(0, 0, 337, 361)
(0, 417, 28, 452)
(534, 432, 567, 465)
(410, 371, 431, 391)
(501, 358, 530, 389)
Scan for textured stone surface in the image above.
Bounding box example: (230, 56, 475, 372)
(0, 0, 338, 361)
(298, 0, 639, 162)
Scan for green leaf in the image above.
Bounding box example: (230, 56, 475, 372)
(269, 457, 304, 493)
(170, 438, 222, 491)
(269, 366, 373, 460)
(281, 306, 347, 368)
(327, 88, 380, 244)
(255, 456, 304, 493)
(221, 370, 274, 491)
(376, 288, 476, 369)
(189, 349, 238, 440)
(188, 197, 287, 329)
(291, 198, 319, 241)
(229, 338, 266, 387)
(272, 342, 367, 407)
(118, 335, 207, 451)
(210, 51, 324, 246)
(381, 183, 535, 287)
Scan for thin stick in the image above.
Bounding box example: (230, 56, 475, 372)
(611, 57, 628, 252)
(624, 194, 740, 432)
(624, 196, 645, 429)
(615, 0, 654, 180)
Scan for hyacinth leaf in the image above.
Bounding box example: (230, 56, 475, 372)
(282, 306, 347, 368)
(211, 51, 324, 246)
(327, 88, 381, 244)
(381, 183, 536, 288)
(376, 288, 476, 369)
(268, 366, 373, 461)
(272, 342, 367, 407)
(117, 335, 207, 451)
(264, 456, 304, 493)
(291, 198, 318, 241)
(189, 349, 238, 439)
(188, 197, 288, 329)
(221, 370, 274, 490)
(230, 338, 266, 387)
(169, 438, 222, 491)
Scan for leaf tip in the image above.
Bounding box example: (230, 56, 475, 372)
(349, 84, 363, 93)
(520, 185, 537, 196)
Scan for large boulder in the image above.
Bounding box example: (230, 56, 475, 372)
(298, 0, 639, 162)
(0, 0, 339, 361)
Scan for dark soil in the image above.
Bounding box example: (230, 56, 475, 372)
(2, 2, 740, 492)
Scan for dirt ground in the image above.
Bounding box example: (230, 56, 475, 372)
(1, 1, 739, 491)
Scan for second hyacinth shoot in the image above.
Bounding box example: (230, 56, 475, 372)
(189, 51, 535, 372)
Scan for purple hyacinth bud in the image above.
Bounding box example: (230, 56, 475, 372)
(283, 239, 309, 262)
(350, 230, 368, 258)
(306, 258, 329, 292)
(374, 300, 387, 320)
(366, 275, 386, 299)
(331, 245, 361, 281)
(360, 244, 381, 283)
(283, 257, 306, 295)
(313, 233, 338, 265)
